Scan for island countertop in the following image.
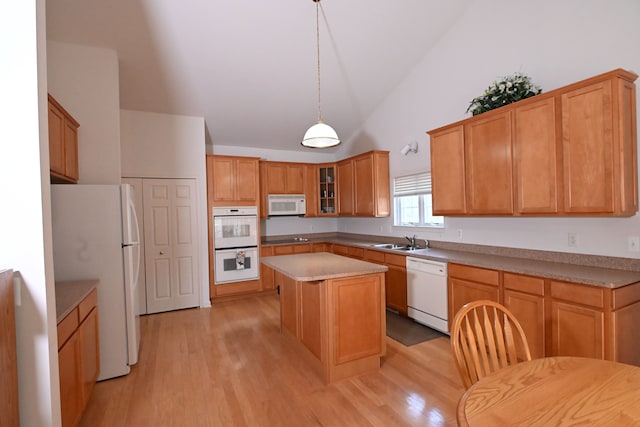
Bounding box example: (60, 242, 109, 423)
(261, 252, 388, 281)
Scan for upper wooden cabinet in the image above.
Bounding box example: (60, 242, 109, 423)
(338, 151, 390, 217)
(48, 94, 80, 184)
(561, 76, 638, 215)
(261, 161, 306, 195)
(207, 155, 260, 206)
(337, 159, 354, 216)
(514, 96, 561, 214)
(429, 125, 466, 214)
(466, 111, 514, 214)
(428, 69, 638, 217)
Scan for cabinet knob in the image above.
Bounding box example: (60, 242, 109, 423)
(159, 251, 165, 255)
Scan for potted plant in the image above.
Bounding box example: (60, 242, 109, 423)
(467, 72, 542, 116)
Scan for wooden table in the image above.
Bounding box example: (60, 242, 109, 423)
(457, 356, 640, 426)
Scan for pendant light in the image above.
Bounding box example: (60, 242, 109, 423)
(301, 0, 341, 148)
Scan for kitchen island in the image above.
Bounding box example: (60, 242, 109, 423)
(261, 252, 388, 384)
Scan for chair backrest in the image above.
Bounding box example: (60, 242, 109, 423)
(450, 300, 532, 389)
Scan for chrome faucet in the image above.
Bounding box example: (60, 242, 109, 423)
(405, 235, 417, 249)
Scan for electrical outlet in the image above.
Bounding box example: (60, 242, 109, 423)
(457, 229, 463, 241)
(567, 232, 578, 248)
(629, 236, 640, 252)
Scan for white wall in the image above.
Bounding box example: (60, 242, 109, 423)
(47, 41, 122, 184)
(339, 0, 640, 259)
(0, 1, 60, 425)
(120, 110, 210, 307)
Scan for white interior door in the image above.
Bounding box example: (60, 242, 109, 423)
(143, 178, 200, 314)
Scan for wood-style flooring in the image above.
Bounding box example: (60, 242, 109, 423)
(79, 293, 465, 426)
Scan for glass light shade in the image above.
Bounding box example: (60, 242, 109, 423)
(301, 122, 341, 148)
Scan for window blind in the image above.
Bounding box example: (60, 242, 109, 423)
(393, 172, 432, 196)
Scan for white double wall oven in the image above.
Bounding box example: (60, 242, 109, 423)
(213, 206, 259, 284)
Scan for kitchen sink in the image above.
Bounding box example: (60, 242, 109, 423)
(370, 243, 411, 250)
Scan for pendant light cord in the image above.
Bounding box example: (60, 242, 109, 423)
(315, 0, 323, 123)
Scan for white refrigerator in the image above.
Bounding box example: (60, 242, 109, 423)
(51, 184, 141, 380)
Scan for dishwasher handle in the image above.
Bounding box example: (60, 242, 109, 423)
(406, 257, 447, 276)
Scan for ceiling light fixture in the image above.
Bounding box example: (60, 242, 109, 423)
(301, 0, 341, 149)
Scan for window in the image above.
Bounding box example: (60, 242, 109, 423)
(393, 172, 444, 227)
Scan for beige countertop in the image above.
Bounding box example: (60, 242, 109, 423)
(55, 279, 99, 323)
(261, 252, 388, 281)
(262, 237, 640, 289)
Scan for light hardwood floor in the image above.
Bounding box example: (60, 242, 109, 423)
(79, 293, 464, 426)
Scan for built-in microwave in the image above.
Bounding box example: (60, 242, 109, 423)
(267, 194, 306, 216)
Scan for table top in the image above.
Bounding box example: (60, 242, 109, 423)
(457, 356, 640, 426)
(260, 252, 387, 282)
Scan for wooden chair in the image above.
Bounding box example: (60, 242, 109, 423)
(450, 300, 531, 389)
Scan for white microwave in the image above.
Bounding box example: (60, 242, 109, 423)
(267, 194, 306, 216)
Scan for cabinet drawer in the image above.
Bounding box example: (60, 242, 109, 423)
(364, 249, 385, 263)
(348, 247, 364, 259)
(78, 288, 98, 322)
(384, 253, 406, 268)
(58, 308, 79, 349)
(504, 272, 545, 296)
(550, 280, 604, 308)
(273, 245, 294, 255)
(448, 263, 499, 286)
(332, 244, 350, 256)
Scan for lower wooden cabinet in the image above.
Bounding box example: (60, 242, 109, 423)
(448, 263, 500, 323)
(364, 250, 407, 315)
(503, 272, 546, 359)
(449, 263, 640, 366)
(59, 332, 82, 427)
(57, 288, 99, 427)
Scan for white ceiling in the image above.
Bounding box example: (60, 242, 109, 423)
(46, 0, 472, 152)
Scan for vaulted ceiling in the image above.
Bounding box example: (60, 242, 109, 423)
(46, 0, 473, 151)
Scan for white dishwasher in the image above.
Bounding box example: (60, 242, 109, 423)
(406, 257, 449, 334)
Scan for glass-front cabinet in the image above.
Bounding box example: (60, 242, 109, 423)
(318, 164, 336, 215)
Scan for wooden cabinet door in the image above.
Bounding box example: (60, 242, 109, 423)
(305, 164, 318, 217)
(337, 160, 354, 215)
(514, 97, 561, 214)
(551, 300, 604, 359)
(209, 156, 235, 202)
(386, 265, 407, 316)
(449, 278, 499, 322)
(285, 164, 305, 194)
(429, 125, 467, 215)
(48, 95, 79, 183)
(235, 158, 259, 201)
(59, 332, 82, 427)
(265, 163, 287, 194)
(354, 154, 374, 216)
(208, 155, 259, 204)
(260, 246, 275, 290)
(79, 308, 99, 407)
(503, 272, 546, 359)
(299, 280, 323, 359)
(278, 272, 298, 336)
(64, 119, 79, 181)
(465, 111, 514, 214)
(48, 100, 66, 176)
(263, 162, 305, 194)
(561, 79, 615, 213)
(0, 270, 18, 427)
(504, 290, 546, 359)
